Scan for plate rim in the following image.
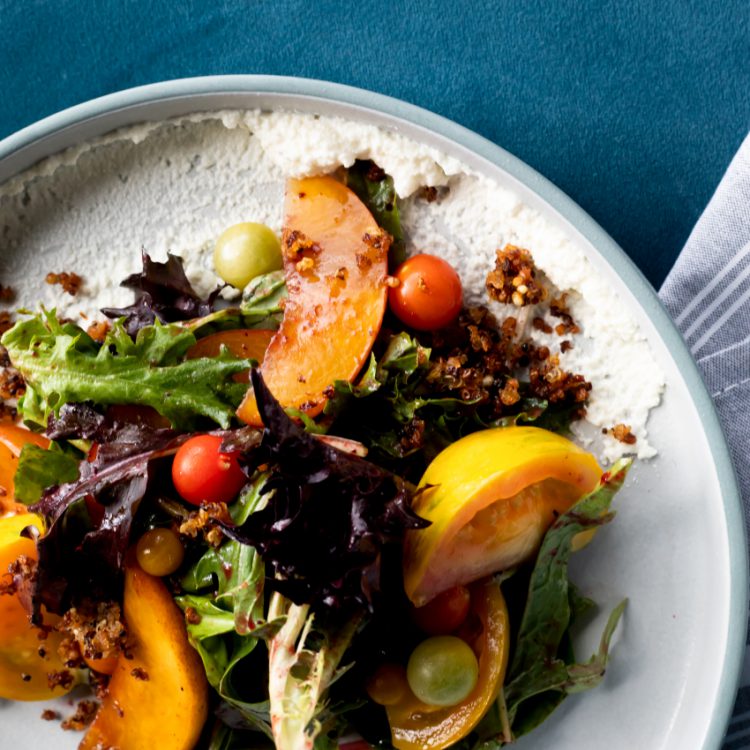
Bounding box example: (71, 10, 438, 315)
(0, 74, 746, 749)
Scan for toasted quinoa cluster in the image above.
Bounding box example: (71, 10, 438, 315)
(179, 501, 233, 547)
(45, 271, 83, 296)
(486, 244, 548, 307)
(57, 600, 129, 668)
(424, 306, 590, 419)
(605, 423, 637, 445)
(60, 700, 99, 731)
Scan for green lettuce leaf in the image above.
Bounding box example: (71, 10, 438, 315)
(322, 332, 478, 476)
(182, 271, 288, 338)
(2, 311, 251, 429)
(346, 161, 405, 266)
(13, 442, 80, 505)
(503, 459, 631, 739)
(240, 271, 288, 328)
(176, 473, 277, 738)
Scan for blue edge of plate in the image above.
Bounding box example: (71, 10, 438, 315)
(0, 75, 746, 749)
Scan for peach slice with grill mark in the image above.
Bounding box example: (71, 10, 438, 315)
(237, 176, 390, 426)
(80, 557, 208, 750)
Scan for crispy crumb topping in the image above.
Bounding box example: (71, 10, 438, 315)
(86, 320, 111, 343)
(61, 699, 98, 731)
(57, 600, 129, 667)
(486, 245, 547, 307)
(45, 272, 83, 296)
(179, 502, 232, 547)
(0, 312, 14, 336)
(604, 423, 637, 445)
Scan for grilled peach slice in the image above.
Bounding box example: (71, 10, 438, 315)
(404, 426, 602, 606)
(238, 176, 390, 426)
(80, 558, 208, 750)
(187, 328, 275, 382)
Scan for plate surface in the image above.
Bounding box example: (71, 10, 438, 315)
(0, 76, 746, 750)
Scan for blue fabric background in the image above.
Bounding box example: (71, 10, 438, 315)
(0, 0, 748, 288)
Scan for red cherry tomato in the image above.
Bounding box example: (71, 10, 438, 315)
(389, 254, 462, 331)
(172, 435, 247, 505)
(411, 585, 471, 635)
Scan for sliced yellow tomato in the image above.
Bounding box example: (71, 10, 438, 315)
(404, 426, 601, 606)
(387, 578, 509, 750)
(0, 513, 73, 700)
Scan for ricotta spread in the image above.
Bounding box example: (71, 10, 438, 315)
(0, 110, 664, 462)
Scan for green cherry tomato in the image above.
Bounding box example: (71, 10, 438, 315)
(214, 222, 282, 288)
(136, 528, 185, 577)
(406, 635, 479, 707)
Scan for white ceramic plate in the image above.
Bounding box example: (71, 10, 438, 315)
(0, 77, 746, 750)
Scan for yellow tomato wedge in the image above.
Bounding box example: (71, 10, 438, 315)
(387, 579, 509, 750)
(0, 513, 73, 700)
(404, 426, 601, 606)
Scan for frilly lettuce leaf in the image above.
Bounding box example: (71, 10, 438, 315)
(2, 310, 251, 429)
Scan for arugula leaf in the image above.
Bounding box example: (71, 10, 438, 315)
(347, 161, 405, 266)
(240, 271, 288, 328)
(177, 541, 274, 739)
(2, 311, 251, 429)
(13, 442, 80, 505)
(503, 459, 631, 738)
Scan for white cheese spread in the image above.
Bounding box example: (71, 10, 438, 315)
(0, 110, 664, 462)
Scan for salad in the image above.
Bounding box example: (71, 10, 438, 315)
(0, 160, 630, 750)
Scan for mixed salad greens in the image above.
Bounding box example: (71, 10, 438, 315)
(0, 160, 629, 750)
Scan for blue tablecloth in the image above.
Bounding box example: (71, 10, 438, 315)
(0, 0, 748, 288)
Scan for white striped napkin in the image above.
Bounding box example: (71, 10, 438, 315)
(659, 132, 750, 749)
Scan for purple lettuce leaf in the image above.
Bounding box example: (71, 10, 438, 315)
(101, 251, 223, 336)
(220, 370, 429, 613)
(28, 420, 187, 619)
